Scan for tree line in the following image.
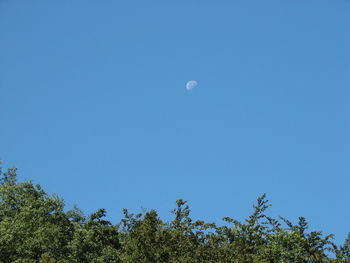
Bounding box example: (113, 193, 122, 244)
(0, 165, 349, 262)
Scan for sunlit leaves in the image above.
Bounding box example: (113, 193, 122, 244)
(0, 165, 348, 262)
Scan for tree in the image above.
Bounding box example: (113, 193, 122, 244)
(0, 163, 348, 262)
(0, 166, 120, 263)
(0, 167, 72, 262)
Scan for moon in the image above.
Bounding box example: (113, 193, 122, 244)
(186, 80, 198, 91)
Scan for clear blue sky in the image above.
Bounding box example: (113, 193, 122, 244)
(1, 0, 349, 244)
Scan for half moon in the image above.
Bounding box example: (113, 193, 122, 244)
(186, 80, 198, 91)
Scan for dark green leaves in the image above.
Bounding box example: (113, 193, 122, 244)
(0, 165, 348, 262)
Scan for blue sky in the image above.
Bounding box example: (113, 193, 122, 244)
(1, 0, 349, 244)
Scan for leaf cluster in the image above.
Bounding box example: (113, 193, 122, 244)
(0, 166, 349, 263)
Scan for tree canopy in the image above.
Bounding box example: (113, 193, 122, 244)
(0, 165, 349, 263)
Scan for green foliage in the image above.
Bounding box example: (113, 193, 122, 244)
(0, 165, 348, 262)
(0, 167, 72, 262)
